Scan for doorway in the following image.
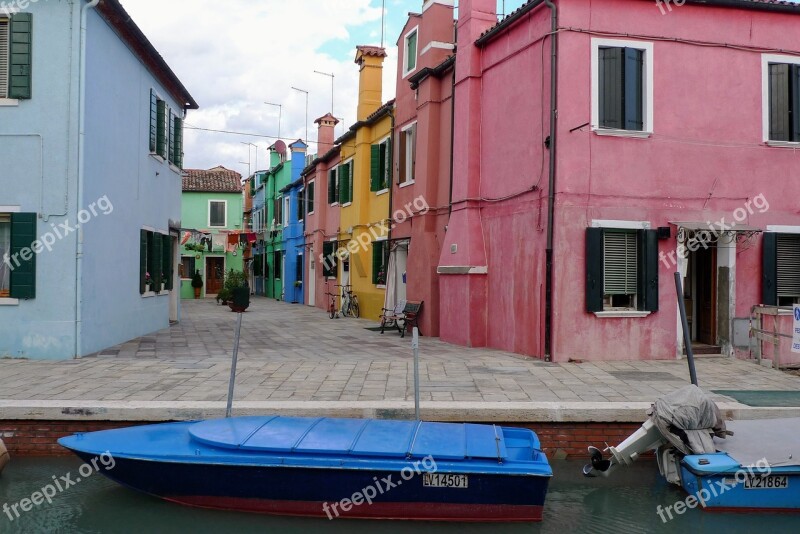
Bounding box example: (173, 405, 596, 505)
(205, 257, 225, 296)
(691, 246, 717, 346)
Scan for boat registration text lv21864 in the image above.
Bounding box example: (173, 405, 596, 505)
(742, 475, 789, 490)
(423, 473, 469, 488)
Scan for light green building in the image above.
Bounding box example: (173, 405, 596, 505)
(180, 166, 244, 299)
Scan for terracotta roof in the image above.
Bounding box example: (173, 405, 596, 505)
(355, 45, 388, 61)
(476, 0, 800, 47)
(182, 166, 242, 193)
(315, 113, 340, 125)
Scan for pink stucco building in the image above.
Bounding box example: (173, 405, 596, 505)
(438, 0, 800, 363)
(389, 0, 456, 336)
(302, 114, 341, 312)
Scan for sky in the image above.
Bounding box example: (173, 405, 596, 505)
(119, 1, 529, 175)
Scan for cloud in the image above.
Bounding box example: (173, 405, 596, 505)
(119, 0, 404, 172)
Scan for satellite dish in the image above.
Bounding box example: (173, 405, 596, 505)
(272, 140, 287, 157)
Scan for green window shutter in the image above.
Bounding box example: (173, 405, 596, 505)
(372, 241, 386, 285)
(149, 90, 158, 152)
(338, 165, 347, 203)
(307, 182, 314, 214)
(162, 234, 173, 291)
(598, 47, 623, 130)
(168, 109, 176, 164)
(152, 233, 162, 288)
(637, 229, 659, 312)
(792, 65, 800, 142)
(385, 138, 392, 190)
(624, 48, 644, 131)
(370, 144, 380, 191)
(769, 64, 791, 142)
(173, 116, 183, 167)
(156, 100, 167, 158)
(328, 170, 336, 204)
(347, 162, 353, 203)
(762, 233, 778, 306)
(585, 227, 604, 312)
(140, 229, 148, 294)
(9, 212, 36, 299)
(8, 13, 32, 100)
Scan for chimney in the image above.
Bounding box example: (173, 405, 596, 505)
(289, 140, 308, 179)
(314, 113, 339, 155)
(354, 45, 387, 121)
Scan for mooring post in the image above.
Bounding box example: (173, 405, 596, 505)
(674, 272, 698, 386)
(412, 327, 420, 421)
(226, 312, 244, 418)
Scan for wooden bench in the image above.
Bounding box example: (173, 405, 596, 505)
(379, 300, 423, 338)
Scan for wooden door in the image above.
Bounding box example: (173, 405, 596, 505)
(695, 247, 717, 345)
(206, 257, 225, 295)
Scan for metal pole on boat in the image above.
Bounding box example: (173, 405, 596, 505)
(226, 312, 244, 418)
(674, 272, 698, 386)
(412, 327, 420, 421)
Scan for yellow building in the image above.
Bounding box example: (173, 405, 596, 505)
(337, 46, 394, 320)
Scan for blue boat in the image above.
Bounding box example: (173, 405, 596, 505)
(59, 416, 552, 521)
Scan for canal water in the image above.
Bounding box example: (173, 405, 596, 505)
(0, 457, 797, 533)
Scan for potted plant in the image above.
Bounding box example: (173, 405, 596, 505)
(222, 269, 250, 312)
(191, 270, 203, 299)
(145, 272, 156, 292)
(216, 287, 232, 306)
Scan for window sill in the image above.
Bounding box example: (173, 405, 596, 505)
(765, 140, 800, 148)
(399, 180, 415, 189)
(341, 202, 352, 207)
(0, 98, 20, 107)
(0, 297, 20, 306)
(592, 128, 652, 139)
(150, 154, 166, 163)
(594, 310, 651, 318)
(331, 203, 339, 207)
(168, 163, 182, 174)
(158, 290, 170, 296)
(376, 284, 387, 289)
(307, 211, 315, 216)
(141, 291, 157, 298)
(375, 188, 389, 196)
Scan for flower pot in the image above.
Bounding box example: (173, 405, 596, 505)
(193, 287, 201, 299)
(229, 287, 250, 312)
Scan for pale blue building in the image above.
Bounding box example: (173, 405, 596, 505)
(0, 1, 197, 359)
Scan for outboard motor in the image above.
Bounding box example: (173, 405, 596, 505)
(0, 438, 9, 475)
(583, 385, 732, 484)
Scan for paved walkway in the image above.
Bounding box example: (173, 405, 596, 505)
(0, 298, 798, 420)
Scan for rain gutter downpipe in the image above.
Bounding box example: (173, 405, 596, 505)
(75, 0, 100, 359)
(544, 0, 557, 362)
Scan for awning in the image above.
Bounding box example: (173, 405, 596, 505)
(669, 221, 762, 233)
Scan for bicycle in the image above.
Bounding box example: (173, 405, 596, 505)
(337, 284, 360, 319)
(326, 283, 339, 319)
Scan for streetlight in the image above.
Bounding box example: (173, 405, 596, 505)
(314, 70, 334, 116)
(291, 86, 309, 145)
(241, 142, 258, 172)
(263, 101, 282, 140)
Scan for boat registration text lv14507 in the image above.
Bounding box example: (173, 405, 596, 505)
(423, 473, 469, 488)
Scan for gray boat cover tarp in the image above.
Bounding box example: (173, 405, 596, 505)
(649, 385, 730, 455)
(717, 418, 800, 467)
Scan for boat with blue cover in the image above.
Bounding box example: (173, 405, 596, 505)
(59, 416, 552, 521)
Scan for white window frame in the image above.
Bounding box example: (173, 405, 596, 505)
(591, 38, 654, 138)
(208, 200, 227, 228)
(0, 211, 18, 305)
(400, 122, 417, 187)
(762, 54, 800, 147)
(297, 188, 305, 224)
(403, 26, 419, 78)
(307, 179, 315, 215)
(283, 196, 290, 227)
